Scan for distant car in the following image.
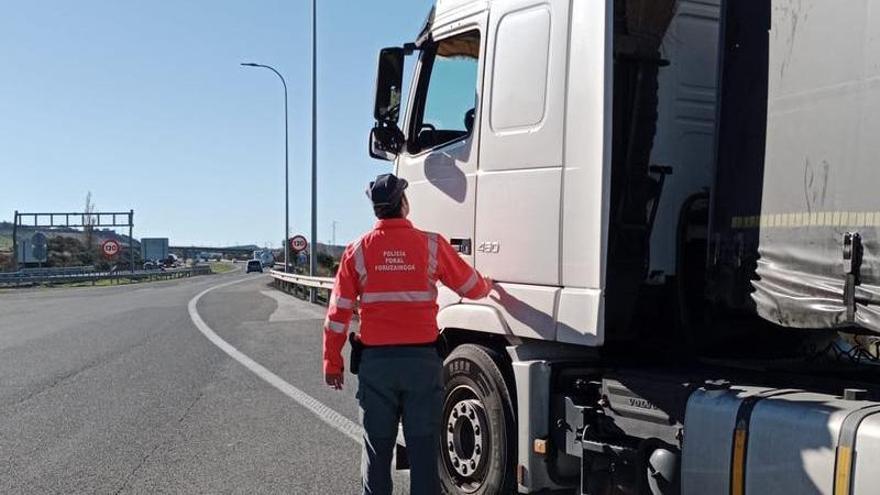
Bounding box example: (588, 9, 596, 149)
(246, 260, 263, 273)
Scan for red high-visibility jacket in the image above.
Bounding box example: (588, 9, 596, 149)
(322, 218, 491, 374)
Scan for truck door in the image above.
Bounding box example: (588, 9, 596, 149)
(395, 13, 487, 283)
(475, 0, 571, 286)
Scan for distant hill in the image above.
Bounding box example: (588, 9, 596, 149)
(0, 222, 345, 257)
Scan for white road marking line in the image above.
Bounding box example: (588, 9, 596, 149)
(187, 277, 365, 445)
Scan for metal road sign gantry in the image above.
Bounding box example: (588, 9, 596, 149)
(11, 210, 135, 272)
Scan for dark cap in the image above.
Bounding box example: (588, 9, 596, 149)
(366, 173, 409, 207)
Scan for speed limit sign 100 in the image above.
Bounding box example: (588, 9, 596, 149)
(290, 235, 308, 253)
(102, 239, 120, 258)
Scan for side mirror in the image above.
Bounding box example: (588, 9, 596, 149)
(373, 47, 405, 123)
(369, 122, 405, 161)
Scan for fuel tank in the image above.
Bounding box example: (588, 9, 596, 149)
(682, 384, 880, 494)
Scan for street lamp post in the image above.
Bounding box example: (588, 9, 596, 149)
(309, 0, 319, 301)
(241, 62, 290, 273)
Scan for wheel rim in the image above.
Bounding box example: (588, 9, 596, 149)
(442, 385, 490, 493)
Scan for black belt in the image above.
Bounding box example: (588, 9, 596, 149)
(363, 341, 438, 349)
(348, 334, 438, 375)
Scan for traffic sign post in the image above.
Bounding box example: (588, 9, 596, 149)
(102, 239, 121, 259)
(290, 235, 308, 254)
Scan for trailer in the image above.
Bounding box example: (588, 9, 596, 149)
(140, 238, 169, 264)
(253, 249, 274, 268)
(367, 0, 880, 493)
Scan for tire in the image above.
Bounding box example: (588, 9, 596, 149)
(439, 344, 516, 495)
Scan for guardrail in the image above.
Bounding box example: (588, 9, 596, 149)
(20, 266, 96, 276)
(0, 265, 213, 288)
(269, 269, 334, 304)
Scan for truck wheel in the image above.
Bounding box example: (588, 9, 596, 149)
(440, 344, 516, 494)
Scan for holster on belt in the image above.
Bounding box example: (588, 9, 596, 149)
(348, 332, 364, 375)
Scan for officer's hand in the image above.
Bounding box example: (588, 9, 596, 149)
(484, 277, 496, 295)
(325, 372, 344, 390)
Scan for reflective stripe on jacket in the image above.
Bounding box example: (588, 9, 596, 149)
(322, 218, 490, 374)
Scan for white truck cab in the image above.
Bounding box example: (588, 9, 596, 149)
(369, 1, 880, 494)
(376, 0, 613, 348)
(373, 0, 722, 349)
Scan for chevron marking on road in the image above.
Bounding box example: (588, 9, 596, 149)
(187, 277, 365, 445)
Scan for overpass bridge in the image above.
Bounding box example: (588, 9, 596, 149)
(169, 245, 266, 259)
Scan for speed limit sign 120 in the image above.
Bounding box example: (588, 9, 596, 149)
(289, 235, 308, 253)
(102, 239, 120, 258)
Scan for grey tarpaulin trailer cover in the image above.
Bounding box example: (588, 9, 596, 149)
(709, 0, 880, 332)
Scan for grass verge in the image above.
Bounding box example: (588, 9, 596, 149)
(46, 278, 138, 288)
(210, 261, 238, 274)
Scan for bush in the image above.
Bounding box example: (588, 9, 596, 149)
(46, 236, 96, 267)
(0, 252, 12, 271)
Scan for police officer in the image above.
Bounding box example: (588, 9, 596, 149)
(323, 173, 492, 495)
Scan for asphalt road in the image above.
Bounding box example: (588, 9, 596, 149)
(0, 270, 410, 494)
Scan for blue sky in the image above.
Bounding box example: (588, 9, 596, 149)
(0, 0, 433, 247)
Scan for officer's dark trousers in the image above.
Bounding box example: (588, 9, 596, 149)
(357, 346, 442, 495)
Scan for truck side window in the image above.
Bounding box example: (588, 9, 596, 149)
(410, 30, 480, 153)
